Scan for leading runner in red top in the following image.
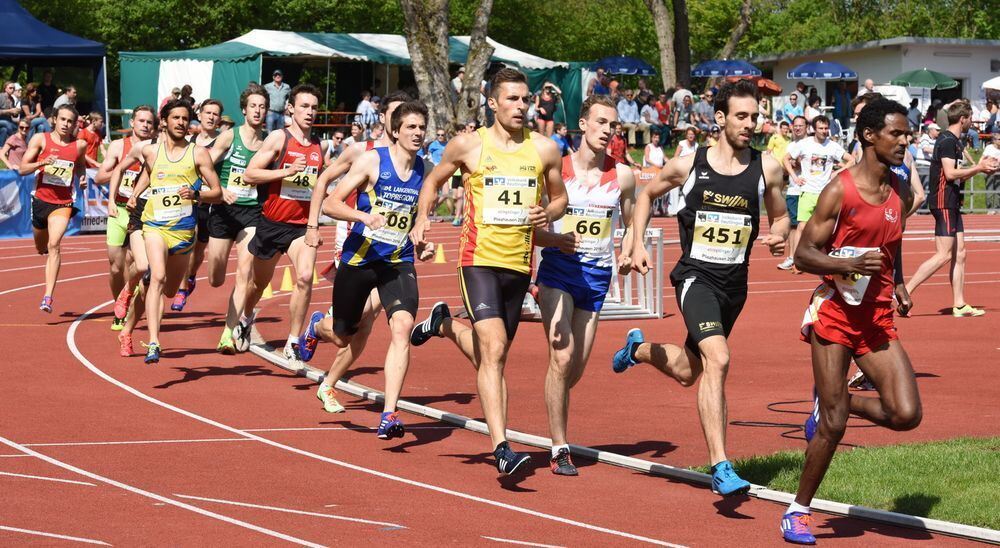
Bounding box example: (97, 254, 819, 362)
(780, 98, 921, 545)
(18, 104, 88, 313)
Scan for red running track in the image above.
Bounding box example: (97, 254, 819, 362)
(0, 215, 995, 546)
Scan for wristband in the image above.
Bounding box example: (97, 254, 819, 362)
(193, 189, 201, 202)
(306, 225, 318, 229)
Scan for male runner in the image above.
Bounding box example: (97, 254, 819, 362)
(126, 100, 225, 363)
(206, 86, 267, 353)
(410, 68, 567, 476)
(782, 98, 922, 545)
(172, 98, 224, 311)
(303, 90, 411, 414)
(777, 116, 808, 271)
(299, 101, 430, 439)
(905, 100, 998, 317)
(233, 84, 327, 362)
(612, 79, 789, 495)
(96, 105, 157, 330)
(18, 104, 88, 313)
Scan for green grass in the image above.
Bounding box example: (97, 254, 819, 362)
(695, 437, 1000, 529)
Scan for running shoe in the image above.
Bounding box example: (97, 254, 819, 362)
(780, 511, 816, 545)
(114, 286, 133, 320)
(298, 311, 325, 362)
(232, 314, 255, 353)
(494, 441, 531, 476)
(550, 447, 578, 476)
(217, 328, 235, 355)
(118, 333, 133, 357)
(847, 370, 875, 391)
(711, 460, 751, 496)
(283, 340, 301, 363)
(185, 276, 197, 297)
(451, 217, 462, 227)
(39, 295, 52, 313)
(170, 289, 190, 311)
(804, 389, 819, 442)
(111, 316, 125, 331)
(143, 342, 161, 364)
(777, 257, 794, 270)
(410, 301, 450, 346)
(612, 328, 644, 373)
(376, 411, 405, 439)
(953, 304, 985, 317)
(316, 384, 345, 413)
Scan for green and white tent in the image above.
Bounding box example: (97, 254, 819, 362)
(120, 29, 566, 123)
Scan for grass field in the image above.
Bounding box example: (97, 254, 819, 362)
(697, 437, 1000, 529)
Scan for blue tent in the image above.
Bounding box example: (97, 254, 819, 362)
(0, 0, 108, 121)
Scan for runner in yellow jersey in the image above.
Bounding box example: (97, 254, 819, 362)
(411, 68, 567, 476)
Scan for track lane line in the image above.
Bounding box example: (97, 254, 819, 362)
(173, 494, 405, 529)
(0, 525, 110, 546)
(0, 470, 96, 486)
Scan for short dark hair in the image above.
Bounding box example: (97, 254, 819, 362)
(289, 83, 322, 107)
(946, 100, 972, 125)
(714, 79, 759, 116)
(850, 92, 883, 114)
(132, 104, 158, 127)
(390, 100, 428, 133)
(379, 90, 412, 115)
(240, 84, 269, 111)
(489, 68, 528, 98)
(580, 94, 617, 120)
(811, 115, 830, 129)
(856, 97, 908, 148)
(200, 98, 224, 114)
(54, 104, 79, 120)
(160, 99, 193, 122)
(779, 120, 790, 127)
(792, 115, 808, 126)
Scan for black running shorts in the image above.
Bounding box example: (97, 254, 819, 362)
(125, 198, 146, 241)
(930, 207, 963, 237)
(208, 203, 261, 241)
(459, 265, 531, 340)
(331, 260, 419, 336)
(248, 217, 306, 260)
(674, 276, 747, 355)
(30, 197, 77, 230)
(195, 203, 211, 243)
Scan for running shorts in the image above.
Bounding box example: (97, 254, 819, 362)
(248, 217, 306, 260)
(331, 260, 418, 336)
(208, 203, 261, 241)
(106, 202, 130, 246)
(674, 276, 747, 354)
(459, 265, 531, 340)
(535, 252, 612, 312)
(195, 203, 211, 243)
(451, 174, 463, 190)
(796, 191, 820, 224)
(786, 194, 800, 228)
(930, 208, 963, 237)
(31, 197, 76, 230)
(800, 283, 897, 356)
(126, 198, 146, 239)
(142, 224, 194, 256)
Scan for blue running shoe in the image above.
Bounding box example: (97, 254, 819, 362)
(143, 342, 161, 365)
(711, 460, 751, 496)
(804, 388, 819, 442)
(376, 411, 405, 440)
(493, 441, 531, 476)
(612, 328, 644, 373)
(298, 311, 325, 362)
(781, 511, 816, 544)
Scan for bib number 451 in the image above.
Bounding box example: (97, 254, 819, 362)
(700, 225, 744, 245)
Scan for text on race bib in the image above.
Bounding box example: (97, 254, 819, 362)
(482, 176, 538, 225)
(690, 211, 752, 265)
(43, 159, 74, 187)
(118, 169, 140, 198)
(361, 198, 415, 247)
(562, 205, 613, 254)
(279, 164, 319, 201)
(828, 246, 879, 306)
(227, 166, 257, 199)
(150, 184, 192, 223)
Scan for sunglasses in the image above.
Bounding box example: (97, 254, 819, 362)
(18, 126, 28, 130)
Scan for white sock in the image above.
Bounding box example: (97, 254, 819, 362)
(286, 335, 297, 346)
(551, 444, 570, 458)
(787, 501, 810, 515)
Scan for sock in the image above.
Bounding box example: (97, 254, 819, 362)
(551, 444, 570, 458)
(787, 501, 810, 515)
(629, 342, 641, 363)
(286, 335, 298, 346)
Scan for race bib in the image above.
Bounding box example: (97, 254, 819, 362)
(42, 159, 74, 187)
(150, 184, 192, 223)
(562, 205, 613, 255)
(118, 168, 140, 198)
(362, 197, 415, 247)
(690, 211, 752, 265)
(828, 246, 879, 305)
(279, 164, 318, 201)
(482, 176, 538, 225)
(227, 167, 257, 199)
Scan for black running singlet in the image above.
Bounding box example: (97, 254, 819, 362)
(671, 146, 764, 289)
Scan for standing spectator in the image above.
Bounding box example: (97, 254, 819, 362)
(831, 81, 851, 128)
(263, 69, 291, 133)
(160, 87, 181, 111)
(218, 114, 235, 132)
(38, 70, 58, 110)
(857, 78, 875, 97)
(766, 120, 792, 163)
(551, 123, 574, 157)
(588, 68, 609, 96)
(616, 90, 642, 147)
(919, 123, 939, 158)
(671, 83, 692, 113)
(636, 77, 652, 103)
(534, 83, 558, 136)
(426, 128, 448, 164)
(355, 91, 377, 129)
(673, 94, 694, 130)
(607, 121, 632, 166)
(52, 85, 77, 109)
(76, 113, 105, 169)
(0, 82, 19, 146)
(907, 98, 922, 131)
(693, 90, 714, 132)
(178, 85, 196, 109)
(781, 93, 803, 124)
(984, 100, 998, 134)
(792, 81, 808, 107)
(451, 66, 465, 94)
(804, 96, 822, 123)
(0, 119, 29, 170)
(608, 79, 621, 101)
(22, 83, 49, 140)
(653, 92, 672, 146)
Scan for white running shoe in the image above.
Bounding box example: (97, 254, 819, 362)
(777, 257, 794, 270)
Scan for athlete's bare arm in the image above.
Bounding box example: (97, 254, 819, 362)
(108, 139, 150, 216)
(95, 139, 125, 185)
(616, 164, 638, 273)
(243, 130, 303, 185)
(324, 149, 380, 227)
(411, 132, 478, 247)
(782, 149, 803, 186)
(182, 147, 225, 204)
(18, 133, 50, 176)
(942, 155, 997, 181)
(794, 177, 881, 276)
(628, 153, 695, 273)
(208, 128, 235, 165)
(760, 154, 790, 255)
(126, 144, 157, 208)
(306, 140, 368, 239)
(533, 135, 568, 227)
(75, 140, 89, 188)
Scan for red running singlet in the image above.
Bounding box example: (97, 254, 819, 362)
(261, 130, 323, 225)
(34, 133, 79, 204)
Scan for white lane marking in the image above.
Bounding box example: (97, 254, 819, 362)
(243, 426, 457, 432)
(68, 301, 680, 547)
(0, 454, 31, 458)
(0, 272, 106, 297)
(482, 536, 565, 548)
(23, 438, 249, 448)
(174, 494, 405, 529)
(0, 258, 107, 274)
(0, 248, 110, 261)
(0, 471, 96, 486)
(0, 525, 111, 546)
(0, 437, 325, 548)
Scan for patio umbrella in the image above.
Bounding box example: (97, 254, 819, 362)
(787, 60, 857, 80)
(726, 75, 782, 96)
(591, 55, 656, 76)
(691, 59, 761, 77)
(981, 76, 1000, 91)
(890, 68, 958, 90)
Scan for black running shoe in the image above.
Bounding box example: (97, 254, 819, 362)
(549, 447, 578, 476)
(410, 301, 450, 346)
(493, 441, 531, 476)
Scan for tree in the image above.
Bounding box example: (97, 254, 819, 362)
(399, 0, 453, 133)
(643, 0, 676, 91)
(455, 0, 495, 127)
(715, 0, 751, 61)
(673, 0, 691, 87)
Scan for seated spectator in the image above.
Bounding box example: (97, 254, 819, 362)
(343, 122, 364, 147)
(693, 90, 715, 132)
(643, 130, 664, 168)
(426, 128, 448, 164)
(0, 82, 18, 146)
(369, 121, 384, 142)
(160, 87, 181, 111)
(21, 83, 49, 140)
(782, 94, 803, 124)
(706, 125, 720, 147)
(673, 94, 694, 130)
(356, 91, 377, 128)
(588, 68, 609, 96)
(0, 119, 29, 170)
(766, 121, 791, 164)
(805, 96, 822, 123)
